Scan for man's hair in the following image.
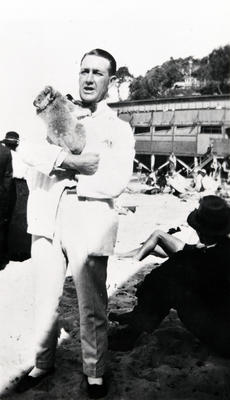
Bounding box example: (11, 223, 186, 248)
(81, 48, 117, 76)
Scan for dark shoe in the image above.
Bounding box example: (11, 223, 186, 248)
(82, 375, 108, 399)
(15, 367, 55, 393)
(108, 326, 141, 351)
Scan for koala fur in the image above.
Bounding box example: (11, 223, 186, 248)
(33, 86, 90, 154)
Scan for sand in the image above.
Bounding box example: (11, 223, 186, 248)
(1, 191, 230, 399)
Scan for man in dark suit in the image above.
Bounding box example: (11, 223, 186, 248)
(0, 142, 13, 269)
(2, 131, 31, 262)
(109, 196, 230, 357)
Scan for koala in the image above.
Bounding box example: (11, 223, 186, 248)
(33, 86, 90, 154)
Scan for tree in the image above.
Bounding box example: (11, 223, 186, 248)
(192, 56, 210, 82)
(116, 66, 133, 83)
(208, 45, 230, 94)
(129, 76, 151, 100)
(193, 45, 230, 94)
(115, 66, 134, 101)
(128, 44, 230, 100)
(209, 45, 230, 81)
(130, 58, 185, 99)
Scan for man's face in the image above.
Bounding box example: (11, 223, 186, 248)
(79, 55, 114, 104)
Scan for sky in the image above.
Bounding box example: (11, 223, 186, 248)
(0, 0, 229, 138)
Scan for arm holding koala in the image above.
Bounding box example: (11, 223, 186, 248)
(18, 140, 99, 176)
(60, 152, 99, 175)
(18, 85, 97, 176)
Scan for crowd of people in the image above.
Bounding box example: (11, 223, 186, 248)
(1, 48, 230, 399)
(138, 151, 230, 197)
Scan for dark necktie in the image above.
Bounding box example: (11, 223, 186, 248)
(66, 94, 96, 113)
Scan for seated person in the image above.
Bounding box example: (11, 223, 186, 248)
(168, 152, 177, 175)
(109, 196, 230, 357)
(194, 169, 206, 192)
(116, 228, 185, 260)
(146, 170, 156, 186)
(156, 170, 167, 192)
(209, 154, 221, 180)
(222, 156, 230, 183)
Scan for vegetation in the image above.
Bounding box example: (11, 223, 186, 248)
(116, 66, 133, 84)
(117, 45, 230, 100)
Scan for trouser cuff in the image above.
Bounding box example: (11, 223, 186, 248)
(83, 363, 105, 378)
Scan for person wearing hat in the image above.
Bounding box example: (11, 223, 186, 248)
(2, 132, 31, 262)
(2, 131, 28, 179)
(2, 131, 19, 151)
(109, 195, 230, 356)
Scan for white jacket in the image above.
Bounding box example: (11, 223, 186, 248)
(18, 101, 135, 239)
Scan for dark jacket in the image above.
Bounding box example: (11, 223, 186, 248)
(171, 239, 230, 306)
(138, 238, 230, 311)
(0, 143, 13, 220)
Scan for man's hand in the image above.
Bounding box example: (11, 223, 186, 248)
(61, 152, 99, 175)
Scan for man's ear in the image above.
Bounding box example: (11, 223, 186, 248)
(108, 75, 117, 89)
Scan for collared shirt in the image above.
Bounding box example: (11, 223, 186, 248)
(18, 101, 135, 239)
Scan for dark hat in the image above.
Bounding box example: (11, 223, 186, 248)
(187, 195, 230, 236)
(3, 131, 19, 144)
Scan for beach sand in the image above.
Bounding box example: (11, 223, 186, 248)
(1, 191, 230, 399)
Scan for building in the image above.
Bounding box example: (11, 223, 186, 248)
(109, 94, 230, 169)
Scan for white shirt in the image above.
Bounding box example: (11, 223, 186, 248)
(18, 101, 135, 239)
(11, 150, 29, 179)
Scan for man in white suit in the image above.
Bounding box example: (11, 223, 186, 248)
(16, 49, 135, 398)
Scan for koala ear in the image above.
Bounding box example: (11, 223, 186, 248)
(45, 86, 55, 100)
(44, 86, 51, 93)
(44, 86, 53, 95)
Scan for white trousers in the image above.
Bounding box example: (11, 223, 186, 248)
(32, 191, 118, 377)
